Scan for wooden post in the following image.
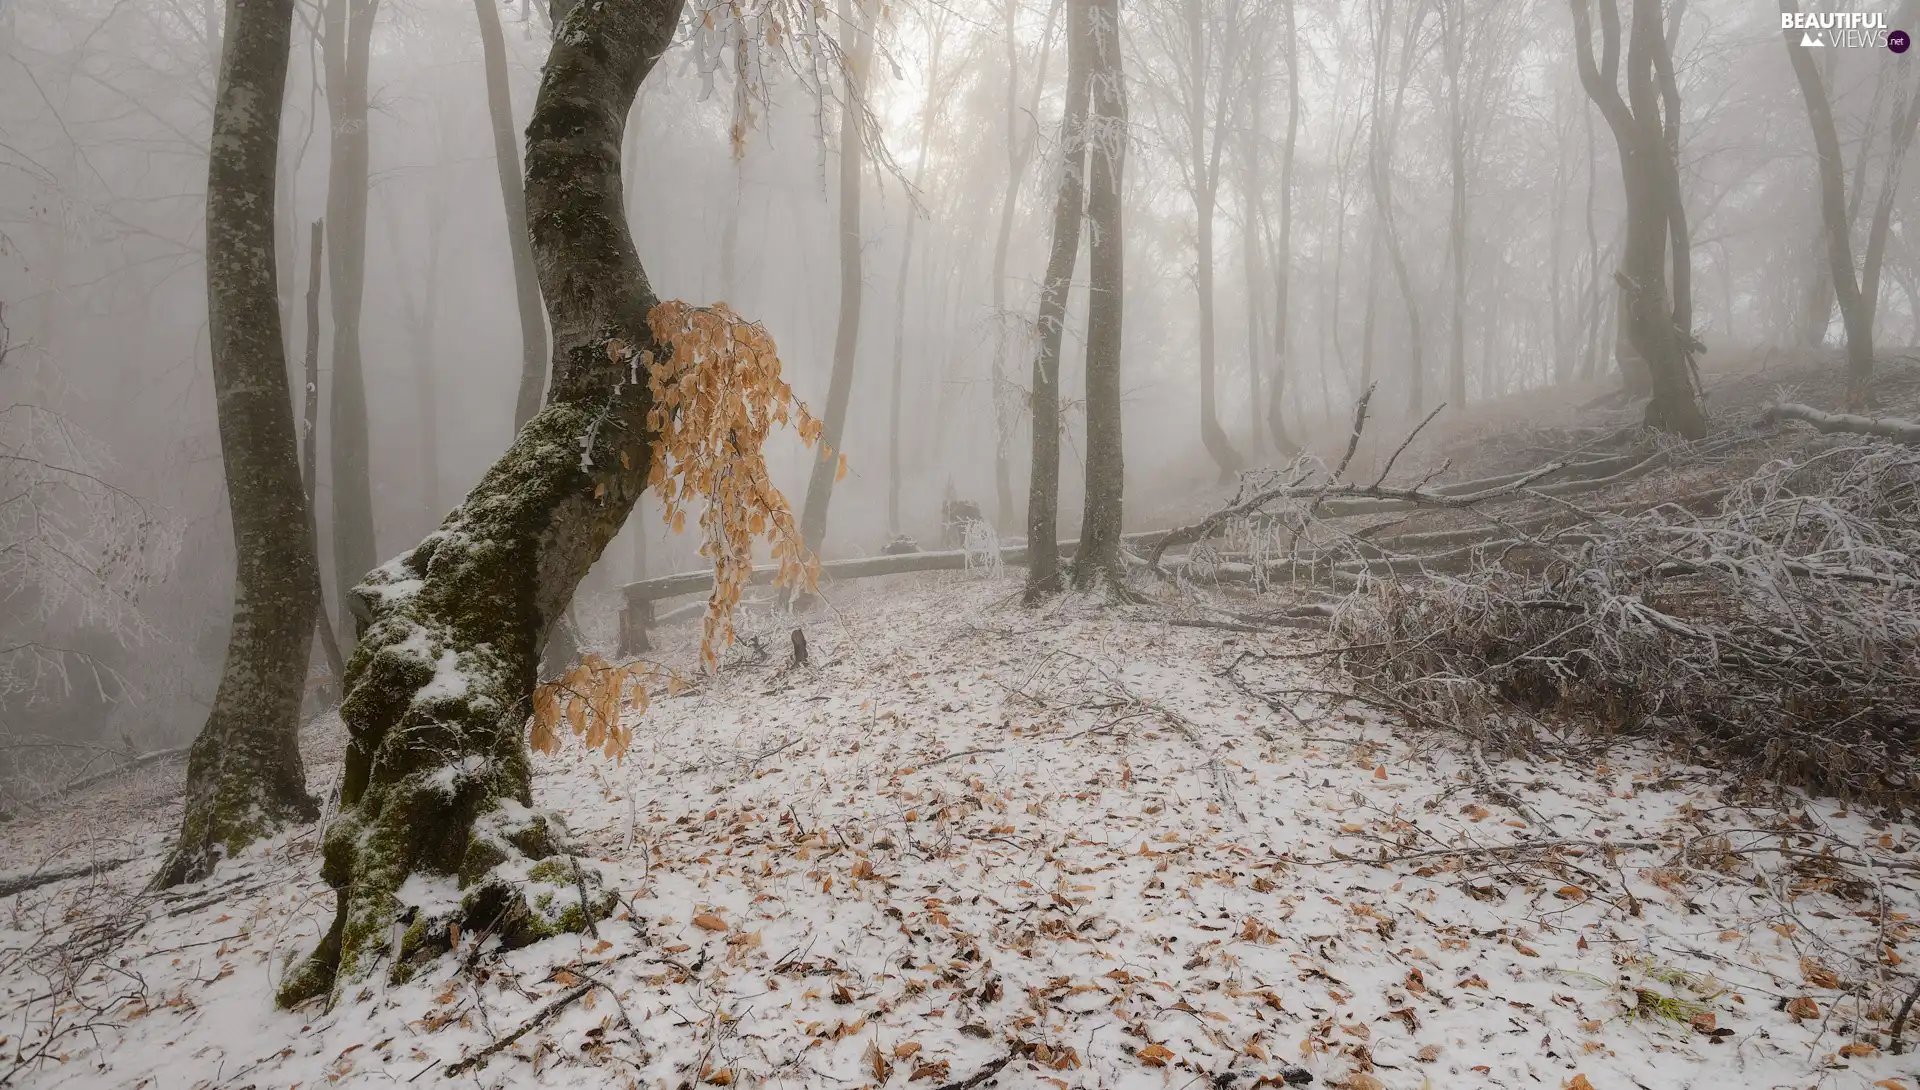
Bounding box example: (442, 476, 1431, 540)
(619, 591, 654, 656)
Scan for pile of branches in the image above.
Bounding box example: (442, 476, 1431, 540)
(1336, 441, 1920, 801)
(1158, 390, 1920, 804)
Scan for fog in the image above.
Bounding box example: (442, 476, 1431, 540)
(0, 0, 1905, 796)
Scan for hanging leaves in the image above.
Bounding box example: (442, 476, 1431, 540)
(644, 301, 827, 671)
(530, 653, 671, 760)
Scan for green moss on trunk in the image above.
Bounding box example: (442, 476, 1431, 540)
(280, 0, 687, 1006)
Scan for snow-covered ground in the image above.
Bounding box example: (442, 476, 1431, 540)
(5, 575, 1919, 1089)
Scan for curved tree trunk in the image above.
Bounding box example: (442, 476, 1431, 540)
(798, 0, 870, 556)
(1570, 0, 1705, 436)
(1023, 0, 1090, 602)
(279, 0, 685, 1006)
(159, 0, 321, 888)
(322, 0, 381, 645)
(1071, 0, 1127, 589)
(475, 0, 550, 429)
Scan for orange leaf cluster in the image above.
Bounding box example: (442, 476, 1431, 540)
(530, 653, 666, 760)
(643, 301, 825, 670)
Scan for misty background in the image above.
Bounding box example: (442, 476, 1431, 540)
(0, 0, 1904, 788)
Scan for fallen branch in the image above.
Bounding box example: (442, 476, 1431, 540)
(1288, 838, 1665, 868)
(928, 1051, 1013, 1090)
(0, 856, 138, 899)
(1765, 401, 1920, 444)
(444, 980, 597, 1077)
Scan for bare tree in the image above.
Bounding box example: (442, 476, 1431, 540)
(475, 0, 549, 429)
(797, 0, 871, 555)
(321, 0, 382, 641)
(159, 0, 321, 887)
(1137, 0, 1246, 481)
(1265, 0, 1300, 455)
(987, 0, 1063, 532)
(889, 7, 950, 536)
(1368, 0, 1428, 418)
(1783, 0, 1920, 410)
(299, 221, 347, 687)
(1569, 0, 1705, 436)
(1024, 0, 1091, 601)
(1071, 0, 1126, 587)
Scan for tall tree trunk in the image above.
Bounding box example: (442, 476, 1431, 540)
(720, 12, 750, 303)
(475, 0, 550, 429)
(322, 0, 380, 645)
(1071, 0, 1126, 588)
(798, 0, 870, 556)
(1570, 0, 1705, 436)
(384, 196, 446, 532)
(1860, 81, 1920, 352)
(1359, 223, 1381, 391)
(1023, 0, 1090, 602)
(1443, 0, 1468, 406)
(279, 0, 686, 1006)
(159, 0, 321, 888)
(1783, 3, 1873, 409)
(1371, 0, 1425, 418)
(891, 15, 944, 537)
(302, 221, 347, 687)
(1186, 0, 1241, 482)
(1580, 105, 1604, 380)
(987, 0, 1020, 532)
(1239, 47, 1266, 461)
(1266, 0, 1299, 455)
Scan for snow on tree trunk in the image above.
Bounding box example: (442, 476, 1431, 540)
(158, 0, 322, 889)
(1071, 0, 1127, 590)
(278, 0, 688, 1006)
(1023, 0, 1090, 603)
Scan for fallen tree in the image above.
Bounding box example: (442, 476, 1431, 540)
(1765, 401, 1920, 445)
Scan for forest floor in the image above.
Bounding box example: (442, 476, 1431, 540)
(6, 572, 1920, 1090)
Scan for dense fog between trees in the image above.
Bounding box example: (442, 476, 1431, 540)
(0, 0, 1914, 795)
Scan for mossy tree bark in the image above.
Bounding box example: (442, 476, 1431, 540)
(159, 0, 322, 889)
(279, 0, 686, 1006)
(1022, 0, 1090, 603)
(1071, 0, 1127, 590)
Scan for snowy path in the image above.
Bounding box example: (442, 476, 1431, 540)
(4, 576, 1918, 1089)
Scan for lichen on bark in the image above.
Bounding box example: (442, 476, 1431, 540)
(159, 0, 321, 890)
(279, 0, 688, 1006)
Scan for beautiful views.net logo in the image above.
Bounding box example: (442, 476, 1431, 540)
(1781, 10, 1897, 49)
